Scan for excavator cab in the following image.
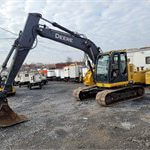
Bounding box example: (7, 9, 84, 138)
(95, 50, 144, 106)
(96, 51, 128, 88)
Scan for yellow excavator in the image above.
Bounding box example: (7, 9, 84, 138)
(0, 13, 149, 128)
(73, 49, 149, 106)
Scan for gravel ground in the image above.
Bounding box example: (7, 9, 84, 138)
(0, 81, 150, 150)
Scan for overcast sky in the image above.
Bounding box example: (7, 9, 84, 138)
(0, 0, 150, 64)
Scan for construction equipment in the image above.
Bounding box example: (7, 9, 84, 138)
(0, 13, 100, 127)
(0, 70, 16, 96)
(82, 69, 95, 86)
(0, 13, 149, 128)
(0, 40, 18, 95)
(73, 50, 147, 106)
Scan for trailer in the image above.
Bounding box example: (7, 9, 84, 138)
(47, 69, 56, 80)
(69, 64, 82, 82)
(64, 66, 70, 81)
(60, 69, 65, 80)
(55, 69, 61, 81)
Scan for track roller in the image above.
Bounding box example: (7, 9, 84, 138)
(96, 85, 145, 106)
(73, 85, 101, 101)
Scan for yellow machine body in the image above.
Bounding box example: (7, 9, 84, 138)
(74, 49, 148, 106)
(145, 71, 150, 84)
(96, 81, 129, 88)
(127, 63, 150, 87)
(95, 49, 150, 88)
(0, 85, 16, 96)
(96, 64, 150, 88)
(83, 70, 95, 86)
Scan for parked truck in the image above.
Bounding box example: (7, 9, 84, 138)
(28, 71, 43, 90)
(18, 72, 30, 87)
(14, 74, 21, 86)
(41, 74, 48, 85)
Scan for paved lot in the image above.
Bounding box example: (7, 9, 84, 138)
(0, 81, 150, 150)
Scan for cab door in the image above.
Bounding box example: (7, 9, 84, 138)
(110, 52, 128, 83)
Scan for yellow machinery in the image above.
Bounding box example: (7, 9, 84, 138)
(0, 13, 148, 128)
(83, 70, 95, 86)
(73, 49, 149, 106)
(0, 75, 16, 96)
(0, 74, 16, 96)
(0, 85, 16, 96)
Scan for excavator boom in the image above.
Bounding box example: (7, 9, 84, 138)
(0, 13, 101, 127)
(0, 13, 41, 127)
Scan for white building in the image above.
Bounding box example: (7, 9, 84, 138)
(127, 47, 150, 71)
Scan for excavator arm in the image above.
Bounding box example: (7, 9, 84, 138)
(4, 13, 100, 92)
(0, 13, 101, 127)
(37, 26, 99, 64)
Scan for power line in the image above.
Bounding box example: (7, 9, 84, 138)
(0, 38, 16, 40)
(0, 26, 18, 36)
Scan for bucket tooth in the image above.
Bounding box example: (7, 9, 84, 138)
(0, 101, 29, 127)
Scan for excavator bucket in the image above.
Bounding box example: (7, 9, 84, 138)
(0, 95, 29, 127)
